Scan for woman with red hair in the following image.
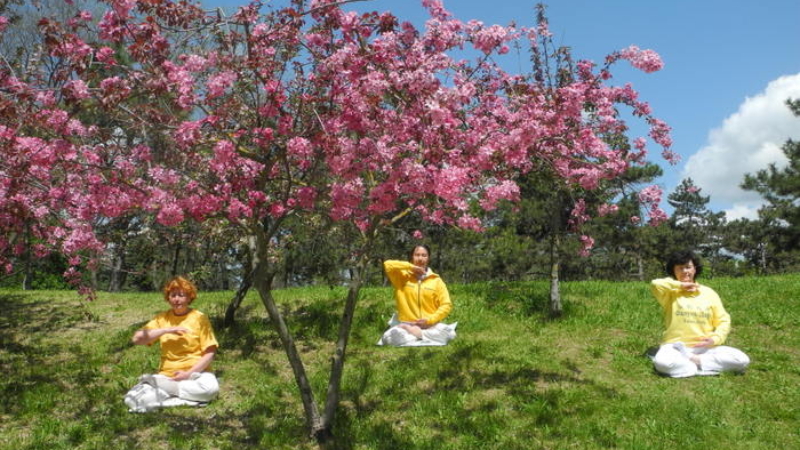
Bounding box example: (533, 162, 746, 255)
(124, 276, 220, 412)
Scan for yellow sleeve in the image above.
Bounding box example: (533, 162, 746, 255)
(426, 279, 453, 325)
(708, 291, 731, 345)
(383, 260, 413, 289)
(197, 312, 219, 352)
(650, 277, 682, 306)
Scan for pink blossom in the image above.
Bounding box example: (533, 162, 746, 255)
(647, 206, 668, 226)
(181, 54, 208, 72)
(210, 140, 237, 175)
(647, 117, 673, 149)
(98, 10, 128, 42)
(330, 180, 364, 221)
(64, 79, 91, 100)
(578, 235, 595, 257)
(228, 198, 253, 220)
(597, 204, 619, 217)
(295, 187, 317, 209)
(174, 121, 202, 149)
(638, 185, 662, 204)
(206, 71, 238, 98)
(131, 144, 152, 162)
(99, 76, 131, 104)
(470, 23, 510, 55)
(456, 215, 483, 231)
(480, 180, 520, 211)
(109, 0, 137, 17)
(434, 167, 469, 201)
(661, 149, 680, 165)
(0, 16, 8, 33)
(412, 230, 424, 240)
(618, 45, 664, 73)
(156, 204, 185, 226)
(288, 137, 314, 160)
(569, 199, 590, 228)
(95, 47, 117, 65)
(268, 202, 287, 218)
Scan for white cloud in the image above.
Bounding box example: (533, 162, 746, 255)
(683, 73, 800, 220)
(723, 202, 761, 221)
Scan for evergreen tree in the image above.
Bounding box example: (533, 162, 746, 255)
(666, 178, 726, 272)
(741, 99, 800, 266)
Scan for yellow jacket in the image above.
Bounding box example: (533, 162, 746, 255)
(384, 260, 452, 325)
(650, 277, 731, 346)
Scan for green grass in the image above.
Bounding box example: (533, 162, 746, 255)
(1, 275, 799, 449)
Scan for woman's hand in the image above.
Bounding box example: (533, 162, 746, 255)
(411, 265, 426, 277)
(413, 318, 430, 329)
(692, 337, 715, 348)
(680, 282, 699, 293)
(172, 370, 192, 381)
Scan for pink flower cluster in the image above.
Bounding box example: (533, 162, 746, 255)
(618, 45, 664, 73)
(0, 0, 676, 280)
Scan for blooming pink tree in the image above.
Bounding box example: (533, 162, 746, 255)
(0, 0, 672, 442)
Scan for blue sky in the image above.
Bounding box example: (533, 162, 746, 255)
(201, 0, 800, 219)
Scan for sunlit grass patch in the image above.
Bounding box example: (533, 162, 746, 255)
(1, 274, 799, 449)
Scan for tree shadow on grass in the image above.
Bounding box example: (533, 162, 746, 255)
(461, 281, 578, 321)
(331, 338, 621, 448)
(0, 293, 88, 416)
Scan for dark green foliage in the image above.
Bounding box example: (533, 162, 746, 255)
(739, 99, 800, 272)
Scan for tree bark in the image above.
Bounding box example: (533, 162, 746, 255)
(549, 231, 562, 317)
(248, 228, 324, 438)
(321, 251, 369, 434)
(108, 245, 125, 292)
(224, 240, 254, 327)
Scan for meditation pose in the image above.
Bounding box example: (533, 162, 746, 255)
(650, 250, 750, 377)
(124, 276, 220, 412)
(379, 245, 456, 346)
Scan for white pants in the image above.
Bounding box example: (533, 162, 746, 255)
(653, 342, 750, 378)
(124, 372, 219, 413)
(379, 322, 456, 347)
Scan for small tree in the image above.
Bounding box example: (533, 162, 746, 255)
(0, 0, 674, 443)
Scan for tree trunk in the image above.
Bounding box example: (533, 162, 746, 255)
(170, 243, 181, 277)
(320, 251, 369, 438)
(248, 229, 324, 438)
(549, 232, 562, 317)
(108, 246, 125, 292)
(22, 257, 33, 291)
(224, 240, 255, 327)
(635, 250, 645, 282)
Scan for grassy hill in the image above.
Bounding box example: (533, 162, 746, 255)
(1, 275, 798, 449)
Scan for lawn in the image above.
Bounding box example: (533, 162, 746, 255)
(1, 274, 798, 449)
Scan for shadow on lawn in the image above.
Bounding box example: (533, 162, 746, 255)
(459, 281, 576, 320)
(329, 339, 620, 449)
(0, 293, 88, 416)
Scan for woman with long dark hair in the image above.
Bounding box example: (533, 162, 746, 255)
(379, 244, 456, 346)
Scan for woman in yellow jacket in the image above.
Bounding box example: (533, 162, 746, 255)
(650, 250, 749, 377)
(380, 245, 456, 346)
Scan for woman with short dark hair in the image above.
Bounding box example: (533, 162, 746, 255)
(650, 251, 750, 377)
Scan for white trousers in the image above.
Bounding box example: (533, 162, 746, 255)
(653, 342, 750, 378)
(379, 322, 456, 347)
(124, 372, 219, 413)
